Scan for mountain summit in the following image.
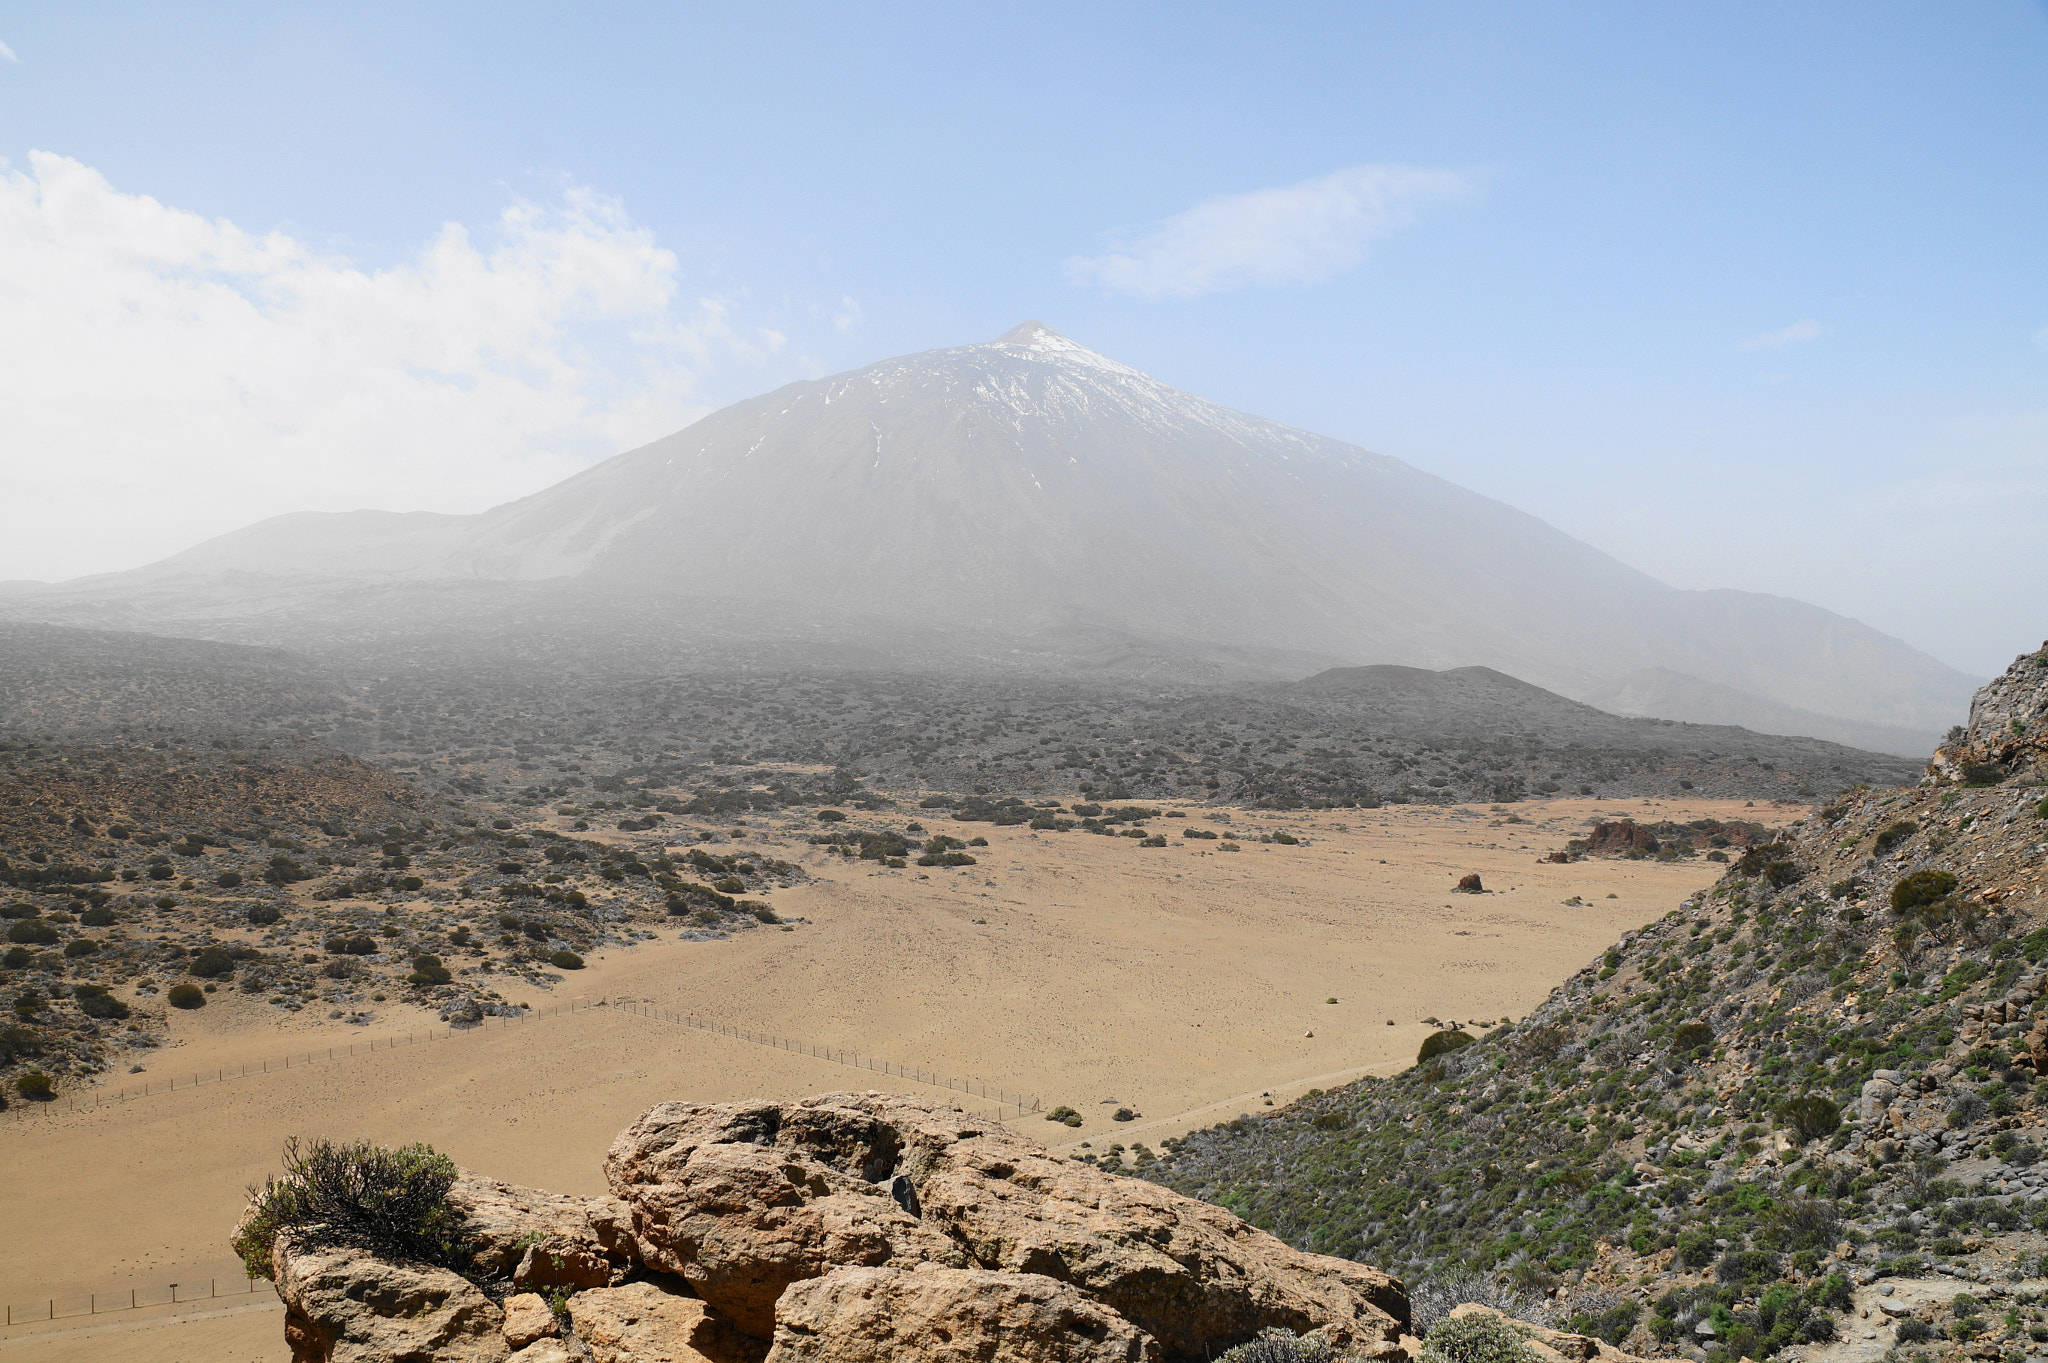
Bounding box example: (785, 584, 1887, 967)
(14, 324, 1976, 747)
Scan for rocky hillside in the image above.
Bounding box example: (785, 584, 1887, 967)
(0, 731, 808, 1104)
(1145, 641, 2048, 1363)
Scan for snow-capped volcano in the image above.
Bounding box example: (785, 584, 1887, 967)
(27, 323, 1977, 744)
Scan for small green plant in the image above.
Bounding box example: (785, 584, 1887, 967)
(188, 946, 236, 978)
(407, 954, 452, 986)
(14, 1070, 54, 1100)
(548, 949, 584, 970)
(167, 982, 206, 1008)
(1893, 869, 1959, 913)
(74, 984, 129, 1019)
(1874, 820, 1919, 853)
(1671, 1021, 1713, 1055)
(232, 1137, 469, 1279)
(1418, 1030, 1477, 1064)
(1420, 1310, 1541, 1363)
(1777, 1094, 1842, 1145)
(1218, 1330, 1348, 1363)
(1046, 1105, 1080, 1124)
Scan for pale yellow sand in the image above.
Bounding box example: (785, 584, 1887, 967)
(0, 797, 1785, 1361)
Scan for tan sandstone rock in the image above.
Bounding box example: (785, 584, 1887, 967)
(765, 1265, 1159, 1363)
(569, 1280, 753, 1363)
(603, 1099, 967, 1338)
(606, 1092, 1407, 1357)
(502, 1293, 560, 1350)
(449, 1173, 635, 1283)
(507, 1342, 578, 1363)
(271, 1232, 510, 1363)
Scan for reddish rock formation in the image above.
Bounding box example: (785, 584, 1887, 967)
(1454, 873, 1483, 893)
(1584, 820, 1658, 856)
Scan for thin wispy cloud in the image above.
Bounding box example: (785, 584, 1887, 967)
(0, 39, 19, 63)
(1063, 164, 1470, 301)
(1738, 318, 1822, 350)
(0, 151, 785, 582)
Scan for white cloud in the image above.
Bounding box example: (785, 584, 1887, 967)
(1738, 318, 1822, 349)
(0, 152, 784, 582)
(1062, 164, 1470, 301)
(0, 40, 17, 63)
(833, 295, 862, 334)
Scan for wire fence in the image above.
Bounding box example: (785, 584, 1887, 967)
(1, 998, 1043, 1320)
(1, 997, 1041, 1123)
(2, 1274, 269, 1327)
(609, 999, 1042, 1119)
(0, 998, 600, 1121)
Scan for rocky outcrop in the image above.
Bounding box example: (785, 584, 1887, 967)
(569, 1281, 750, 1363)
(1583, 821, 1658, 856)
(605, 1092, 1408, 1359)
(249, 1092, 1411, 1363)
(765, 1266, 1157, 1363)
(271, 1234, 510, 1363)
(1926, 640, 2048, 785)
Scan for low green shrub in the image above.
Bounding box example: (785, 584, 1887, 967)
(1671, 1021, 1713, 1055)
(14, 1070, 54, 1100)
(232, 1137, 469, 1279)
(1874, 821, 1918, 854)
(1218, 1330, 1348, 1363)
(1893, 870, 1958, 913)
(75, 984, 129, 1020)
(407, 954, 452, 986)
(167, 982, 206, 1008)
(1420, 1311, 1541, 1363)
(549, 950, 584, 970)
(1418, 1030, 1477, 1064)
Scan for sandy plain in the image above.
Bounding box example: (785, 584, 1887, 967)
(0, 795, 1788, 1361)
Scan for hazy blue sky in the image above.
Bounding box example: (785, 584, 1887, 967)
(1, 2, 2043, 674)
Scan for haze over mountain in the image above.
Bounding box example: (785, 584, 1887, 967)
(0, 323, 1974, 753)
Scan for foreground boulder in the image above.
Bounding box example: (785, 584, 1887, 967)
(271, 1234, 511, 1363)
(766, 1266, 1157, 1363)
(247, 1091, 1410, 1363)
(606, 1092, 1408, 1358)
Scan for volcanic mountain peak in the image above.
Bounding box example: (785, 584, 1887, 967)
(0, 324, 1980, 744)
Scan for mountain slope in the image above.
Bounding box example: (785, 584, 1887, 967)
(1578, 668, 1940, 759)
(4, 323, 1978, 738)
(1143, 639, 2048, 1361)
